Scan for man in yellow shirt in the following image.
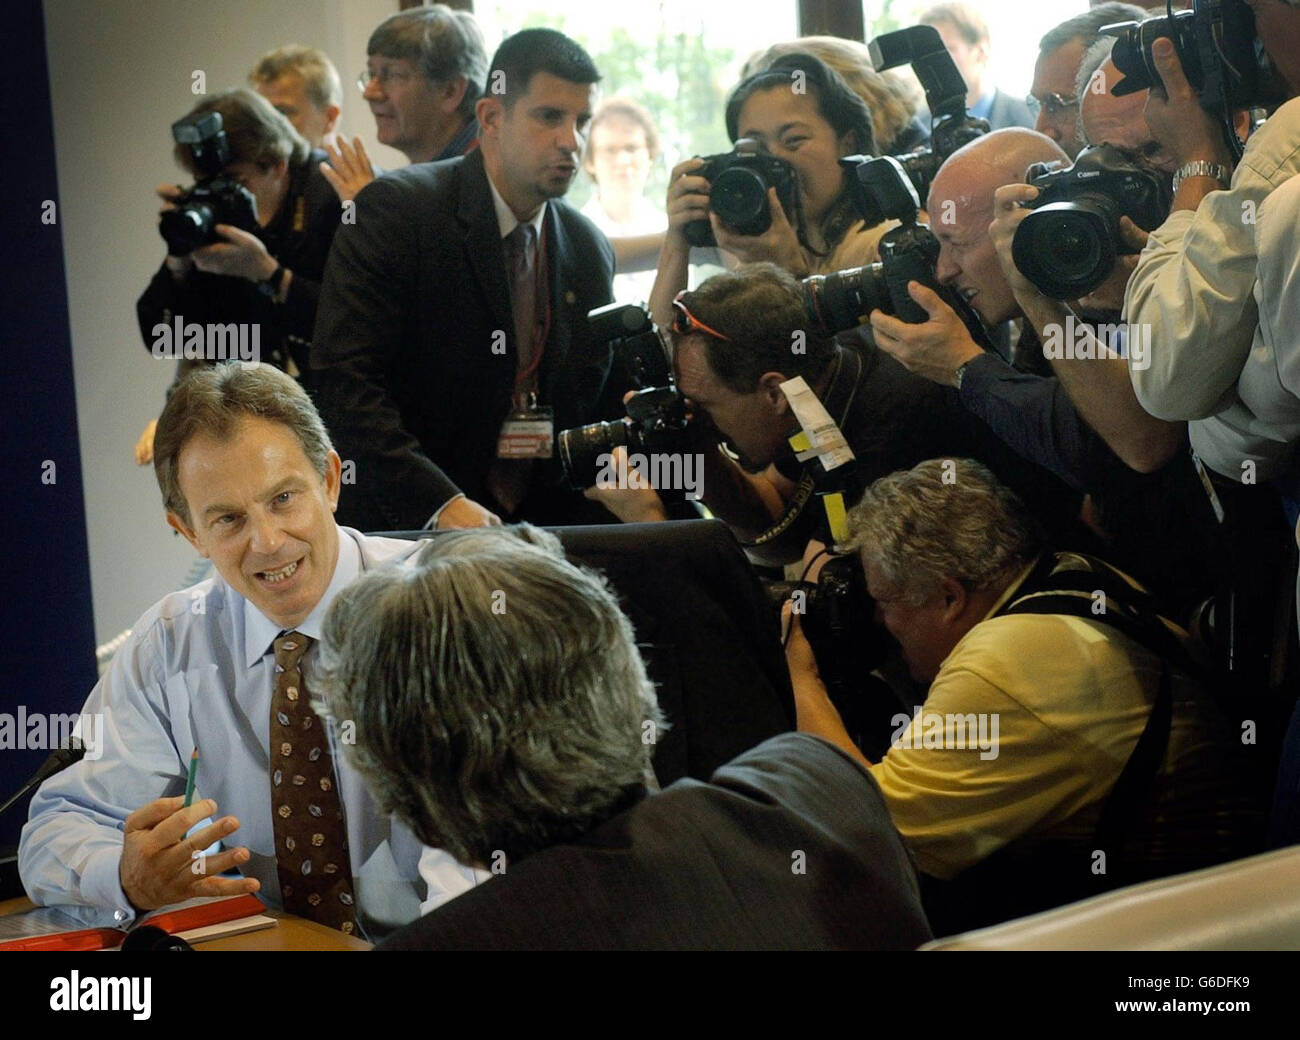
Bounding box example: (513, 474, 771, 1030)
(786, 458, 1264, 932)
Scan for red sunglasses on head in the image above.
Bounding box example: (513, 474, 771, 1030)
(671, 291, 731, 342)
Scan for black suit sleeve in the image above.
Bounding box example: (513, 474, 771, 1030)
(312, 175, 462, 524)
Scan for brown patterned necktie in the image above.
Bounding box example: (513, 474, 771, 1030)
(269, 631, 358, 934)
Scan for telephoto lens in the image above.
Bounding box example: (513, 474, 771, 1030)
(802, 265, 893, 336)
(557, 386, 694, 490)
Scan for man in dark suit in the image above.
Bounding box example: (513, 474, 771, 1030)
(312, 29, 621, 532)
(919, 3, 1035, 130)
(319, 525, 933, 951)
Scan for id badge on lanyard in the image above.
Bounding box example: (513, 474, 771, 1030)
(496, 390, 554, 459)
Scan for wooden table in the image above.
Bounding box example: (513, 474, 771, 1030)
(0, 895, 371, 951)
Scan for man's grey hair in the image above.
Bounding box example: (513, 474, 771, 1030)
(1039, 3, 1149, 56)
(841, 459, 1046, 605)
(249, 44, 343, 110)
(368, 4, 488, 121)
(319, 526, 666, 868)
(1075, 36, 1117, 147)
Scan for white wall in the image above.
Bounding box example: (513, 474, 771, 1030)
(42, 0, 404, 647)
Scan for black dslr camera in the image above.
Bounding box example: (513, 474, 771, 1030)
(159, 111, 260, 257)
(558, 386, 694, 491)
(683, 139, 801, 248)
(558, 303, 695, 490)
(804, 155, 940, 329)
(586, 301, 673, 389)
(770, 553, 900, 760)
(867, 24, 990, 209)
(801, 155, 989, 346)
(1011, 144, 1171, 300)
(1103, 0, 1289, 161)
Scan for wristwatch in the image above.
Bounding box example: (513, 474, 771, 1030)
(953, 355, 980, 391)
(1173, 161, 1230, 194)
(257, 264, 286, 300)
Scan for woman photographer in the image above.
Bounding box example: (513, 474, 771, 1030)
(134, 88, 338, 463)
(650, 52, 887, 327)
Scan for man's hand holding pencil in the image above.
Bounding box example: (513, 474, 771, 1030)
(117, 751, 261, 912)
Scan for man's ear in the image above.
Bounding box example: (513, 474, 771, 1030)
(476, 94, 504, 136)
(438, 76, 470, 116)
(938, 576, 969, 624)
(758, 371, 790, 412)
(322, 103, 341, 136)
(166, 510, 206, 557)
(323, 450, 342, 512)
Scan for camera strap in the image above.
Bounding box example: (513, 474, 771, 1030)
(996, 551, 1209, 873)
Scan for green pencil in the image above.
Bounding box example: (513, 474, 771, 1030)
(183, 747, 199, 807)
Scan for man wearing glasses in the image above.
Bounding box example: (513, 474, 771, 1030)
(359, 6, 487, 166)
(1029, 4, 1149, 159)
(317, 7, 488, 206)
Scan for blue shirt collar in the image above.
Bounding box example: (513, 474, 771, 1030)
(242, 525, 360, 667)
(969, 86, 997, 123)
(436, 117, 479, 162)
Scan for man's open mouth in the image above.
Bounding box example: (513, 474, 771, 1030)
(258, 559, 300, 585)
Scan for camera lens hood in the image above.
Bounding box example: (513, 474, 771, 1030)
(1012, 200, 1118, 300)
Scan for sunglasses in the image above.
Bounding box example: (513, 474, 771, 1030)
(671, 292, 731, 341)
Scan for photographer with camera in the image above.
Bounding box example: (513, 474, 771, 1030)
(1115, 2, 1300, 841)
(648, 52, 886, 328)
(584, 262, 1078, 568)
(784, 458, 1264, 933)
(134, 89, 339, 463)
(1123, 0, 1300, 430)
(870, 128, 1226, 615)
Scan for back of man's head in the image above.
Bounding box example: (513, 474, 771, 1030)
(486, 27, 600, 108)
(368, 4, 488, 120)
(154, 363, 333, 527)
(675, 263, 835, 393)
(173, 88, 309, 176)
(249, 44, 343, 111)
(843, 458, 1045, 605)
(320, 526, 664, 869)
